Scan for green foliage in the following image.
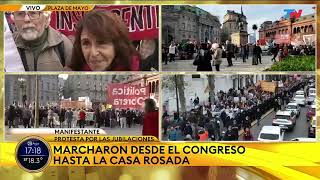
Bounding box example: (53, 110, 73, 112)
(252, 24, 258, 30)
(267, 55, 315, 71)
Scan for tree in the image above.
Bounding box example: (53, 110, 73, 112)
(220, 31, 229, 44)
(207, 75, 215, 105)
(162, 75, 187, 113)
(252, 24, 258, 43)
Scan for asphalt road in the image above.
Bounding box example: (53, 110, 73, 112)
(249, 106, 310, 141)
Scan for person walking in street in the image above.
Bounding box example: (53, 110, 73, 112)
(271, 44, 279, 62)
(48, 108, 55, 128)
(7, 105, 15, 128)
(252, 44, 262, 65)
(196, 43, 212, 71)
(94, 108, 101, 128)
(245, 44, 250, 60)
(223, 126, 234, 141)
(22, 107, 32, 128)
(231, 121, 239, 141)
(243, 127, 253, 141)
(162, 44, 168, 65)
(225, 40, 234, 67)
(59, 108, 66, 128)
(162, 114, 170, 136)
(65, 108, 73, 128)
(120, 110, 127, 128)
(169, 41, 176, 62)
(168, 126, 177, 141)
(211, 43, 222, 71)
(79, 108, 86, 128)
(256, 107, 261, 126)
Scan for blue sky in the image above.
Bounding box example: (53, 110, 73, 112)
(196, 4, 315, 37)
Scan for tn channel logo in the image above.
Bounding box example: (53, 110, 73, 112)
(283, 9, 303, 19)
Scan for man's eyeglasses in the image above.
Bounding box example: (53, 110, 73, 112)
(13, 11, 41, 20)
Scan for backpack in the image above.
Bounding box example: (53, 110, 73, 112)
(17, 42, 65, 71)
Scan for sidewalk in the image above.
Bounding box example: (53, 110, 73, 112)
(162, 55, 274, 72)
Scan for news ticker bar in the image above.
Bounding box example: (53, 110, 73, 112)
(1, 140, 320, 167)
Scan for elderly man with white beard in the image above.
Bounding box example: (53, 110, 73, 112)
(12, 11, 73, 71)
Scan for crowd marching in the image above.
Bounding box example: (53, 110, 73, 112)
(162, 40, 315, 71)
(162, 77, 311, 141)
(5, 106, 144, 129)
(6, 98, 159, 138)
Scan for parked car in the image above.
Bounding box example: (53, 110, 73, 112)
(285, 102, 300, 117)
(258, 126, 285, 142)
(306, 94, 316, 105)
(295, 90, 305, 96)
(272, 110, 296, 131)
(293, 95, 306, 106)
(306, 104, 316, 121)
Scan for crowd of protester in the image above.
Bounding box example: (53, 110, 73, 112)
(162, 40, 315, 71)
(162, 77, 310, 141)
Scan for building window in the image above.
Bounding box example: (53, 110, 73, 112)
(309, 25, 313, 32)
(189, 35, 191, 38)
(152, 82, 156, 93)
(182, 23, 185, 30)
(155, 81, 159, 93)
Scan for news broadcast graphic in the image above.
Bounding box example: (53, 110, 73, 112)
(162, 74, 316, 141)
(0, 2, 318, 180)
(15, 136, 51, 172)
(4, 5, 159, 72)
(5, 74, 159, 140)
(162, 5, 316, 72)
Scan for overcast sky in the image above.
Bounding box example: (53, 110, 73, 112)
(196, 4, 315, 36)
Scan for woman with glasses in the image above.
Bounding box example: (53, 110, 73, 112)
(9, 11, 73, 71)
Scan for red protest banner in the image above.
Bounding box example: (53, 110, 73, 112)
(50, 5, 159, 40)
(107, 84, 150, 109)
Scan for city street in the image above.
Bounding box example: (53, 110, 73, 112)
(244, 106, 309, 141)
(162, 55, 274, 72)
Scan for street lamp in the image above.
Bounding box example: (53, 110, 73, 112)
(174, 75, 180, 119)
(18, 77, 26, 107)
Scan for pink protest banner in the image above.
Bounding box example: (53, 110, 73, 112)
(107, 84, 150, 109)
(50, 5, 159, 41)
